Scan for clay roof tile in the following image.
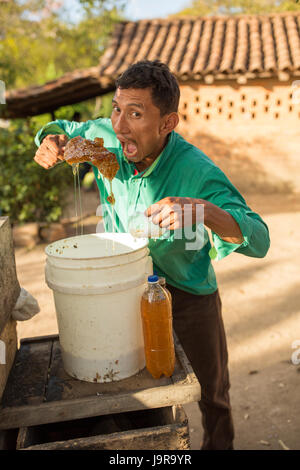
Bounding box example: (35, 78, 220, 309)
(284, 15, 300, 69)
(179, 19, 204, 77)
(5, 12, 300, 118)
(100, 12, 300, 78)
(192, 18, 214, 75)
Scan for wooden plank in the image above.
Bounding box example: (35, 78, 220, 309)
(171, 333, 199, 385)
(0, 382, 200, 430)
(19, 423, 190, 450)
(1, 339, 52, 407)
(0, 217, 20, 335)
(16, 427, 34, 450)
(16, 415, 123, 449)
(45, 338, 173, 402)
(0, 334, 201, 430)
(0, 319, 17, 401)
(17, 405, 190, 450)
(44, 333, 193, 403)
(20, 334, 59, 345)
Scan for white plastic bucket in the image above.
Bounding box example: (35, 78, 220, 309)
(45, 233, 153, 383)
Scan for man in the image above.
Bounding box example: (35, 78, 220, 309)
(34, 60, 270, 450)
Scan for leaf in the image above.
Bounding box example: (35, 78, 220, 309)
(209, 246, 218, 260)
(171, 0, 300, 18)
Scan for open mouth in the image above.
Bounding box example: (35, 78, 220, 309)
(119, 139, 138, 159)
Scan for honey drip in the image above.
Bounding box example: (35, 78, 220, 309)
(65, 137, 119, 241)
(108, 180, 116, 252)
(72, 163, 83, 236)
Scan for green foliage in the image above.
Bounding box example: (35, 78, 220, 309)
(0, 1, 120, 224)
(94, 92, 114, 119)
(0, 88, 114, 224)
(173, 0, 300, 16)
(0, 0, 125, 89)
(0, 119, 73, 223)
(53, 91, 114, 122)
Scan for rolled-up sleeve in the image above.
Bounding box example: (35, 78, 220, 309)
(34, 119, 88, 147)
(201, 166, 270, 260)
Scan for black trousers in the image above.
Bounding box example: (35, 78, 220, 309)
(167, 284, 235, 450)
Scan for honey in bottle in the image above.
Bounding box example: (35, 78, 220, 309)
(141, 275, 175, 379)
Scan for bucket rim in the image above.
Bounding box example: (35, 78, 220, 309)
(44, 232, 149, 261)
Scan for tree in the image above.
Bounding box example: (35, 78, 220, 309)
(0, 0, 124, 224)
(0, 118, 73, 223)
(0, 0, 125, 89)
(173, 0, 300, 16)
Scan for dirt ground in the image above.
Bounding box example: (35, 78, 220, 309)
(13, 188, 300, 451)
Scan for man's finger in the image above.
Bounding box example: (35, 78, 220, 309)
(152, 205, 172, 225)
(57, 140, 67, 159)
(56, 155, 64, 161)
(34, 149, 58, 168)
(160, 209, 181, 229)
(46, 142, 66, 163)
(44, 145, 60, 162)
(145, 202, 164, 217)
(159, 212, 175, 228)
(34, 155, 52, 169)
(45, 139, 60, 155)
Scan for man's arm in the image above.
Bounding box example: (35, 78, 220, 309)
(146, 196, 243, 242)
(197, 198, 244, 244)
(200, 166, 270, 259)
(34, 119, 88, 147)
(146, 167, 270, 260)
(34, 119, 88, 169)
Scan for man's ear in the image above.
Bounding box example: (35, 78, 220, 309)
(160, 112, 179, 136)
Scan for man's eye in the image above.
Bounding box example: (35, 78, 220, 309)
(112, 106, 120, 112)
(132, 111, 141, 118)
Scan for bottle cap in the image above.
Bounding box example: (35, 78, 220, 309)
(148, 275, 159, 283)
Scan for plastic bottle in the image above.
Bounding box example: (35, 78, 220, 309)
(158, 277, 172, 304)
(141, 275, 175, 379)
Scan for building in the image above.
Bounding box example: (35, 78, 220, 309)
(4, 12, 300, 193)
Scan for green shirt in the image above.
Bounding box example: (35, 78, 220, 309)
(35, 118, 270, 295)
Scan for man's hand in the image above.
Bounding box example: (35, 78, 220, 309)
(145, 196, 244, 244)
(145, 197, 202, 230)
(34, 134, 68, 169)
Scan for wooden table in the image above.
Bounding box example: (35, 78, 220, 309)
(0, 333, 201, 431)
(0, 218, 200, 449)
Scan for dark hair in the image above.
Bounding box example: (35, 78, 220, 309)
(115, 60, 180, 116)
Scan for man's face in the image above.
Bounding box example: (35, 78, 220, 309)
(111, 87, 170, 163)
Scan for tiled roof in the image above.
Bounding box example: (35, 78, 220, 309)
(3, 67, 115, 118)
(3, 12, 300, 118)
(99, 12, 300, 79)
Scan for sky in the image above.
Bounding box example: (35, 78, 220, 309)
(124, 0, 190, 20)
(63, 0, 191, 23)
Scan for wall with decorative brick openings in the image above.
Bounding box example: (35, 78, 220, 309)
(177, 79, 300, 194)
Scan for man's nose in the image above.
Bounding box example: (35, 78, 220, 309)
(113, 112, 130, 134)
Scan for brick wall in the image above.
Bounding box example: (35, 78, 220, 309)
(177, 78, 300, 194)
